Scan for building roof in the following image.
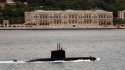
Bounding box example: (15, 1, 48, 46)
(34, 10, 45, 12)
(0, 2, 6, 9)
(6, 0, 15, 4)
(31, 9, 112, 13)
(34, 10, 60, 12)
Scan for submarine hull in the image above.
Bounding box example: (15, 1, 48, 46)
(27, 57, 96, 62)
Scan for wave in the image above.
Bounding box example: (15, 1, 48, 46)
(0, 58, 100, 64)
(96, 57, 101, 61)
(51, 58, 100, 63)
(0, 61, 26, 64)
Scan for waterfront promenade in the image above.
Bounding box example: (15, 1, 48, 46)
(0, 26, 125, 30)
(0, 23, 125, 30)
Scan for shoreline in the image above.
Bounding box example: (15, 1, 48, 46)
(0, 28, 125, 30)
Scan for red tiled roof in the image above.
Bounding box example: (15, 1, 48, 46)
(0, 2, 6, 9)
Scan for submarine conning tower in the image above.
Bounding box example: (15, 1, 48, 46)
(51, 43, 66, 58)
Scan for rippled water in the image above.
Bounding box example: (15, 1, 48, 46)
(0, 30, 125, 70)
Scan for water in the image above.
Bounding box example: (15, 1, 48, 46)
(0, 30, 125, 70)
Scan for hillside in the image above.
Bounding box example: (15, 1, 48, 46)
(0, 0, 125, 24)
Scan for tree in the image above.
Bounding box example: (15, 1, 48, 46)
(114, 18, 125, 25)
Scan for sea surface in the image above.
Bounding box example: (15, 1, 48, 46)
(0, 29, 125, 70)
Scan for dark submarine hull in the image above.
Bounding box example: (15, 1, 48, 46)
(27, 43, 97, 62)
(27, 57, 96, 62)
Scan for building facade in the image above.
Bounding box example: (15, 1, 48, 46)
(118, 10, 125, 20)
(6, 0, 15, 4)
(25, 10, 113, 28)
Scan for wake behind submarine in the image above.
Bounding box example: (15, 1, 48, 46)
(27, 43, 96, 62)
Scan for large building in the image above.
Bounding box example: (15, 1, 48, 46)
(118, 10, 125, 20)
(25, 10, 113, 28)
(0, 0, 15, 9)
(6, 0, 15, 4)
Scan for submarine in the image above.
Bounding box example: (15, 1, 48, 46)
(27, 43, 96, 62)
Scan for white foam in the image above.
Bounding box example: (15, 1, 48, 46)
(51, 58, 101, 63)
(0, 61, 26, 64)
(51, 60, 67, 63)
(96, 58, 101, 61)
(71, 59, 91, 62)
(30, 61, 44, 63)
(51, 59, 92, 63)
(0, 58, 100, 64)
